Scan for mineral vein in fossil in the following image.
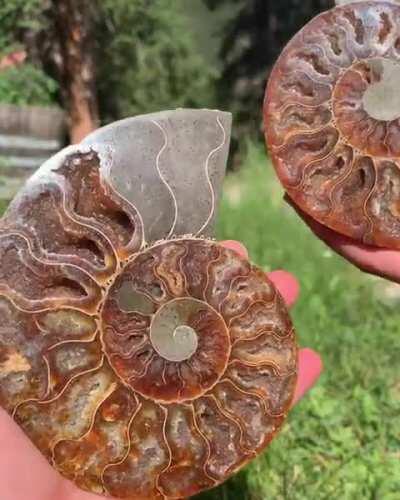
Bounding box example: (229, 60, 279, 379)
(151, 120, 179, 239)
(264, 1, 400, 249)
(0, 109, 297, 499)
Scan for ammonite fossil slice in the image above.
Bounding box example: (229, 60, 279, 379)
(264, 0, 400, 249)
(0, 109, 297, 499)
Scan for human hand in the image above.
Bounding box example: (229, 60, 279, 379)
(0, 239, 323, 500)
(285, 195, 400, 284)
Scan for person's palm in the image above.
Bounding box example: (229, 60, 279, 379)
(286, 196, 400, 284)
(0, 240, 322, 500)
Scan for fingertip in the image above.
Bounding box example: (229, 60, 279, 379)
(300, 347, 323, 372)
(220, 240, 249, 259)
(293, 348, 323, 405)
(0, 408, 62, 500)
(267, 270, 300, 308)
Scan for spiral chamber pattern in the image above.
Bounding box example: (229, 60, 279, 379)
(0, 110, 297, 499)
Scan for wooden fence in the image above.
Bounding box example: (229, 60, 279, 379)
(0, 104, 66, 200)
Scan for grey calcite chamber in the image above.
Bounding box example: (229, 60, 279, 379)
(82, 108, 233, 242)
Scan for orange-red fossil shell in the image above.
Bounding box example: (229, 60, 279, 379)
(0, 109, 297, 499)
(264, 0, 400, 249)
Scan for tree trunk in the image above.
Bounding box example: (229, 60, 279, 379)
(50, 0, 99, 143)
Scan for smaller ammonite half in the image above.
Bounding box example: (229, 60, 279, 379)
(0, 109, 298, 499)
(264, 0, 400, 250)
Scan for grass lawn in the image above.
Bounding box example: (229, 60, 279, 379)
(197, 145, 400, 499)
(1, 146, 399, 499)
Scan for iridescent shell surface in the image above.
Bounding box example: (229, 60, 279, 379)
(265, 1, 400, 249)
(0, 109, 297, 499)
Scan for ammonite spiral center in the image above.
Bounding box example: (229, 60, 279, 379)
(101, 243, 231, 404)
(149, 298, 203, 362)
(333, 57, 400, 157)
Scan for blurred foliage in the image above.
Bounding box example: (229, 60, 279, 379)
(0, 63, 58, 106)
(0, 0, 215, 123)
(203, 0, 334, 139)
(0, 0, 43, 54)
(94, 0, 216, 123)
(0, 0, 58, 108)
(0, 199, 7, 214)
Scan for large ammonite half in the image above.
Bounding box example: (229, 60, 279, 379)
(0, 109, 297, 499)
(264, 0, 400, 249)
